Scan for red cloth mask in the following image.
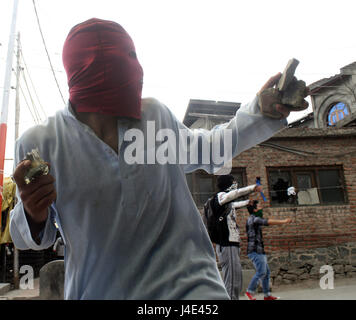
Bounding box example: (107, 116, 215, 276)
(62, 18, 143, 119)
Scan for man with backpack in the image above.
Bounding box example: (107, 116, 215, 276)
(204, 174, 261, 300)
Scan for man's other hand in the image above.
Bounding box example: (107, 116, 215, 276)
(12, 160, 56, 224)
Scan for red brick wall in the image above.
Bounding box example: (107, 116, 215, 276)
(233, 133, 356, 258)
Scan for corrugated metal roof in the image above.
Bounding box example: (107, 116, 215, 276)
(183, 99, 240, 127)
(287, 112, 314, 128)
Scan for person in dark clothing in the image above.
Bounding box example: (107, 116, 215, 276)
(273, 178, 290, 203)
(245, 200, 291, 300)
(211, 175, 261, 300)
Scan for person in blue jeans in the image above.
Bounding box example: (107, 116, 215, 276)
(245, 200, 291, 300)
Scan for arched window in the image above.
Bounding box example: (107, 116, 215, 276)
(327, 102, 350, 126)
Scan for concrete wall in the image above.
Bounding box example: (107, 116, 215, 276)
(240, 242, 356, 286)
(39, 260, 64, 300)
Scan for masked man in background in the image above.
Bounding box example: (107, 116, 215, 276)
(212, 175, 261, 300)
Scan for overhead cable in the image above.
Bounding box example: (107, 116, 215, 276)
(19, 46, 47, 119)
(32, 0, 66, 106)
(21, 71, 42, 123)
(19, 83, 40, 124)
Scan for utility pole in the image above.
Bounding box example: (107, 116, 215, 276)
(15, 33, 21, 141)
(13, 32, 21, 289)
(0, 0, 20, 222)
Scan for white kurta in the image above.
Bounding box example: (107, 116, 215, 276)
(10, 96, 286, 299)
(217, 185, 257, 243)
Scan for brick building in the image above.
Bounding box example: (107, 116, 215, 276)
(184, 62, 356, 283)
(233, 127, 356, 254)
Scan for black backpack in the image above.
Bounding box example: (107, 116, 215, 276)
(202, 194, 230, 244)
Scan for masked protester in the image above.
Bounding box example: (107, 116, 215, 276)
(212, 175, 262, 300)
(9, 18, 307, 300)
(245, 200, 292, 300)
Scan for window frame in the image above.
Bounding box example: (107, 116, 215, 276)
(267, 165, 348, 207)
(187, 168, 248, 208)
(326, 102, 350, 127)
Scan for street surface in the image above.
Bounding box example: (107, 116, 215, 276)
(1, 277, 356, 300)
(240, 277, 356, 300)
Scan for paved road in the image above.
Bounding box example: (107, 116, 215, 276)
(0, 278, 39, 300)
(240, 277, 356, 300)
(1, 277, 356, 300)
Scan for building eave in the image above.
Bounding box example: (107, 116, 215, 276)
(270, 127, 356, 139)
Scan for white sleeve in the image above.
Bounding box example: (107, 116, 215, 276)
(10, 204, 57, 250)
(172, 96, 287, 174)
(231, 199, 250, 209)
(9, 139, 57, 250)
(218, 185, 256, 206)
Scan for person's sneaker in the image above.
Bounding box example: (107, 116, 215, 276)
(264, 295, 280, 300)
(245, 292, 256, 300)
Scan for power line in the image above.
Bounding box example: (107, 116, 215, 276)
(19, 83, 40, 124)
(13, 67, 41, 124)
(19, 46, 47, 119)
(21, 70, 43, 123)
(191, 184, 345, 196)
(32, 0, 66, 106)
